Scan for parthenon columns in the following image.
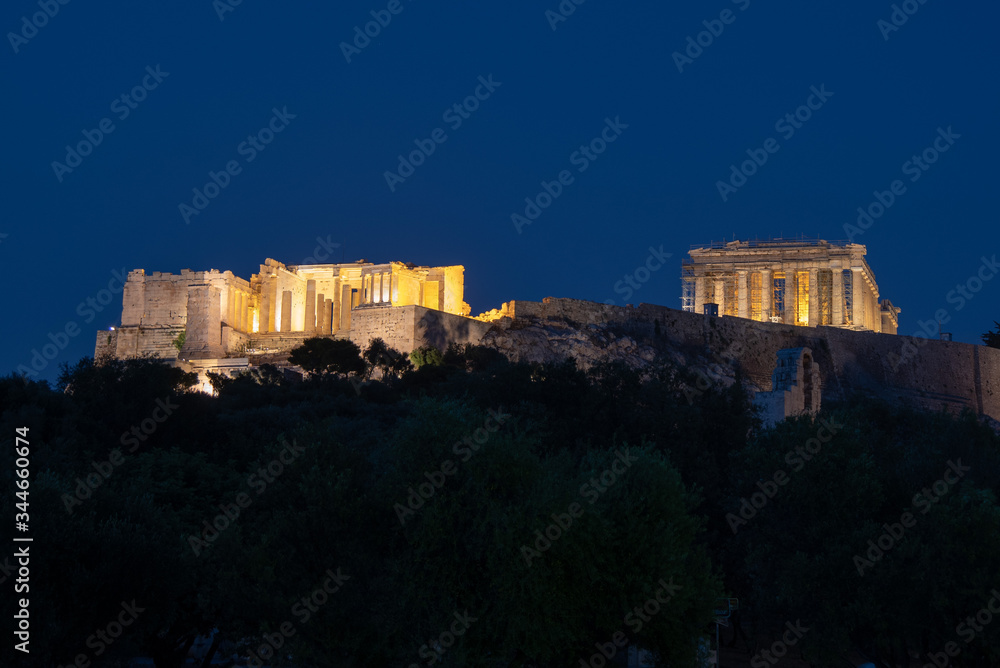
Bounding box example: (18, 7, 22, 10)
(737, 271, 748, 319)
(682, 240, 893, 333)
(808, 268, 819, 327)
(851, 267, 864, 328)
(760, 269, 772, 321)
(784, 270, 796, 325)
(694, 277, 705, 314)
(832, 268, 844, 326)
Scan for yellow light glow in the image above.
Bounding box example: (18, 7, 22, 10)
(796, 271, 809, 325)
(750, 272, 762, 320)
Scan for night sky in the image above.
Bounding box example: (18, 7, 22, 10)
(4, 0, 998, 381)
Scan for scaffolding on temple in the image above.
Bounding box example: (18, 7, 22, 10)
(843, 269, 853, 326)
(679, 238, 893, 333)
(750, 272, 762, 321)
(723, 276, 738, 316)
(773, 272, 786, 322)
(681, 261, 695, 312)
(818, 269, 833, 326)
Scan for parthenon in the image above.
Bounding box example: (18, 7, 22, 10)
(681, 239, 900, 333)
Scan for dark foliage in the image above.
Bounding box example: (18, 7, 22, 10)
(3, 347, 999, 668)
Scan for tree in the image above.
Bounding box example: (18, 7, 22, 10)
(982, 321, 1000, 348)
(725, 400, 1000, 666)
(288, 337, 365, 376)
(409, 344, 444, 368)
(362, 337, 411, 379)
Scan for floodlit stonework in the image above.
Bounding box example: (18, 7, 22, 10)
(95, 258, 481, 383)
(90, 251, 1000, 429)
(681, 239, 900, 333)
(753, 348, 822, 426)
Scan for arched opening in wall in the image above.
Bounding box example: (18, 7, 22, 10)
(802, 353, 813, 409)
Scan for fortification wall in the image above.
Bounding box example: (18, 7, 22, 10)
(112, 326, 183, 360)
(120, 269, 249, 329)
(94, 330, 118, 359)
(414, 306, 494, 352)
(122, 271, 189, 327)
(507, 299, 635, 325)
(248, 332, 316, 353)
(223, 326, 249, 355)
(349, 304, 496, 354)
(502, 297, 1000, 422)
(350, 304, 418, 353)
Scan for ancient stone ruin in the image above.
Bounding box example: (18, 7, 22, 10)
(753, 348, 822, 426)
(94, 258, 492, 388)
(682, 238, 900, 334)
(92, 250, 1000, 429)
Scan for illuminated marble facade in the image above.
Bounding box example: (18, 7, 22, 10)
(681, 239, 899, 333)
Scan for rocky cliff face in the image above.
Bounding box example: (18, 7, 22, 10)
(478, 315, 741, 394)
(481, 319, 659, 369)
(472, 297, 1000, 427)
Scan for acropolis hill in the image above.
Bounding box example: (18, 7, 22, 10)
(95, 244, 1000, 426)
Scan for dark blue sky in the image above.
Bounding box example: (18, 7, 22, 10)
(4, 0, 998, 381)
